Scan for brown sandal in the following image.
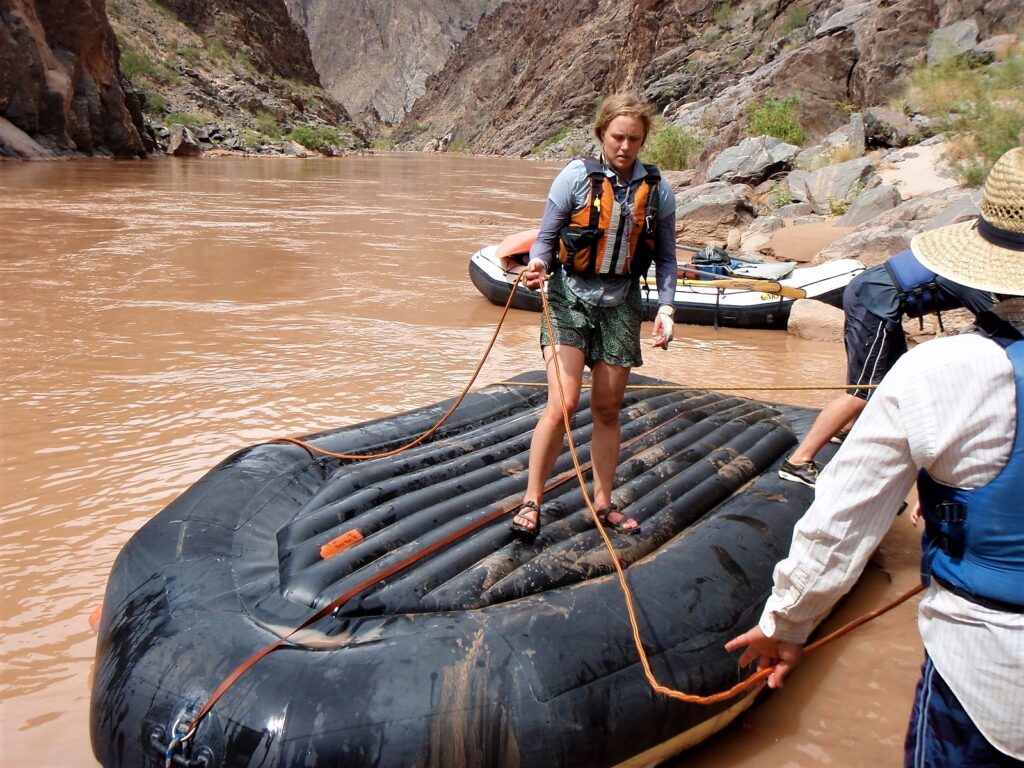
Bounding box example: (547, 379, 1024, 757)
(510, 500, 541, 539)
(596, 503, 641, 535)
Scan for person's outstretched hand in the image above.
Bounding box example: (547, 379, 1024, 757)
(724, 626, 804, 689)
(653, 305, 674, 349)
(524, 259, 548, 290)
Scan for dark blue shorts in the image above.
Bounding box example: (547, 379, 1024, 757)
(844, 283, 907, 400)
(905, 654, 1022, 767)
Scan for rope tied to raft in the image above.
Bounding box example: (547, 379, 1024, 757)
(536, 283, 922, 704)
(172, 269, 918, 745)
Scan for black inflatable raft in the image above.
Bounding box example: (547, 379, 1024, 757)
(90, 372, 825, 768)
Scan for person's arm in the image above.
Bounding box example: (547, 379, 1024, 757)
(726, 357, 924, 681)
(652, 180, 678, 348)
(523, 200, 565, 288)
(525, 163, 581, 289)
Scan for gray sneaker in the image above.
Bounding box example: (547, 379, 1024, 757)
(779, 459, 819, 487)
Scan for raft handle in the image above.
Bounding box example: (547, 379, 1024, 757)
(148, 724, 213, 768)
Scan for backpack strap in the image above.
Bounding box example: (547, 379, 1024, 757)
(581, 158, 606, 230)
(642, 163, 661, 234)
(975, 310, 1024, 349)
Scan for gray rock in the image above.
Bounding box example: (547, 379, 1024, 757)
(168, 124, 202, 156)
(706, 135, 802, 184)
(815, 2, 875, 37)
(849, 112, 866, 156)
(746, 216, 785, 236)
(836, 185, 903, 227)
(787, 298, 845, 342)
(927, 19, 980, 65)
(674, 182, 758, 244)
(793, 215, 827, 226)
(787, 156, 881, 214)
(864, 106, 919, 148)
(918, 189, 982, 231)
(813, 226, 912, 267)
(971, 34, 1019, 64)
(774, 202, 815, 217)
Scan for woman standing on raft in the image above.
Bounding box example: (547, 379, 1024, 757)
(510, 93, 678, 538)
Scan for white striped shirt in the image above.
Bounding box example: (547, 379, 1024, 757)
(759, 297, 1024, 758)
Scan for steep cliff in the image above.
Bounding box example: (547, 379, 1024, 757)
(403, 0, 1022, 163)
(155, 0, 319, 83)
(1, 0, 146, 158)
(290, 0, 503, 126)
(107, 0, 356, 147)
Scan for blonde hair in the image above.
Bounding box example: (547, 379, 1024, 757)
(593, 93, 655, 144)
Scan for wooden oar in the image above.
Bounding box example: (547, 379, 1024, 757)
(642, 276, 807, 299)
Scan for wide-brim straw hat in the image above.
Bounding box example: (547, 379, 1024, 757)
(911, 146, 1024, 296)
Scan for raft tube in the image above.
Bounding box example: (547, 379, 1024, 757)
(468, 231, 862, 328)
(90, 372, 829, 768)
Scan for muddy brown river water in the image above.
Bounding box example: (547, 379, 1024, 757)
(0, 154, 923, 767)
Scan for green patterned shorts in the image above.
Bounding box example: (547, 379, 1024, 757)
(539, 271, 643, 369)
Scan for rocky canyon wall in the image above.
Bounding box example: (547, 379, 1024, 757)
(1, 0, 146, 158)
(292, 0, 503, 126)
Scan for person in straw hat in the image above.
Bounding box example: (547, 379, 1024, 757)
(726, 146, 1024, 766)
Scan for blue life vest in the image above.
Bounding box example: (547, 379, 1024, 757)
(918, 314, 1024, 612)
(884, 249, 965, 318)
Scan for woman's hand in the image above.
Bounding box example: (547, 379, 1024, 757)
(523, 259, 548, 290)
(653, 305, 674, 349)
(724, 626, 804, 689)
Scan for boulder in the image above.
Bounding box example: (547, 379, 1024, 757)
(813, 226, 912, 267)
(705, 135, 801, 185)
(927, 19, 980, 65)
(673, 182, 758, 245)
(863, 106, 919, 148)
(972, 34, 1019, 63)
(168, 124, 202, 156)
(835, 184, 903, 227)
(787, 299, 845, 343)
(815, 2, 875, 38)
(786, 156, 881, 214)
(773, 202, 815, 218)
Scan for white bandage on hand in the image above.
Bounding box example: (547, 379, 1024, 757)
(654, 305, 674, 349)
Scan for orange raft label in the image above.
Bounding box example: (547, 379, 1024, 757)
(320, 529, 364, 560)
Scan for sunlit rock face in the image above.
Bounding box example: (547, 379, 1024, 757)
(288, 0, 503, 127)
(1, 0, 146, 158)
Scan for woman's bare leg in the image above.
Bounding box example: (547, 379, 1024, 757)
(588, 360, 631, 512)
(512, 344, 586, 530)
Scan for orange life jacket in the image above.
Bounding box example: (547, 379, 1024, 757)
(557, 158, 661, 277)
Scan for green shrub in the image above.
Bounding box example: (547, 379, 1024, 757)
(772, 181, 792, 208)
(746, 94, 807, 145)
(204, 36, 228, 63)
(144, 92, 168, 114)
(241, 129, 264, 147)
(905, 49, 1024, 183)
(641, 122, 703, 170)
(179, 45, 201, 66)
(714, 3, 734, 28)
(285, 124, 346, 151)
(253, 113, 283, 139)
(447, 137, 471, 153)
(165, 111, 205, 129)
(779, 5, 810, 37)
(371, 138, 394, 150)
(121, 49, 160, 80)
(531, 127, 571, 155)
(827, 196, 850, 216)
